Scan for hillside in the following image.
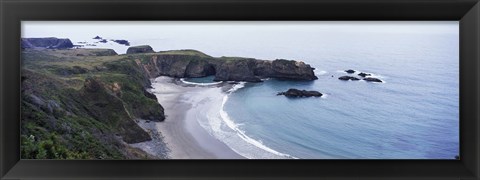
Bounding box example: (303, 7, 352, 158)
(21, 48, 165, 159)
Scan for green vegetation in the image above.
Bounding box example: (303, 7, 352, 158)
(158, 49, 212, 58)
(21, 48, 164, 159)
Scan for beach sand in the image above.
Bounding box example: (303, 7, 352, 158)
(150, 76, 244, 159)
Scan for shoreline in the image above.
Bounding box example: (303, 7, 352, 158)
(150, 76, 245, 159)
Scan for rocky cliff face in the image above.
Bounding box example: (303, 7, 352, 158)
(213, 58, 261, 82)
(133, 53, 317, 82)
(21, 38, 74, 49)
(255, 59, 318, 81)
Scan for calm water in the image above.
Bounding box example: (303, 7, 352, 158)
(22, 21, 459, 159)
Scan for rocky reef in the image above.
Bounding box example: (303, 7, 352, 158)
(339, 70, 383, 83)
(21, 38, 74, 49)
(358, 72, 371, 77)
(339, 76, 360, 81)
(113, 39, 130, 46)
(363, 77, 383, 82)
(345, 69, 355, 74)
(277, 88, 323, 97)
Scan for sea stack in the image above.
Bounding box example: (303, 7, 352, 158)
(277, 88, 323, 97)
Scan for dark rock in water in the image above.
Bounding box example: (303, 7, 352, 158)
(277, 88, 323, 97)
(99, 39, 108, 43)
(363, 77, 383, 83)
(93, 36, 102, 39)
(113, 39, 130, 46)
(21, 38, 74, 49)
(126, 45, 155, 54)
(345, 69, 355, 74)
(338, 76, 360, 81)
(358, 72, 371, 77)
(228, 82, 240, 85)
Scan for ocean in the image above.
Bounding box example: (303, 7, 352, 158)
(22, 21, 459, 159)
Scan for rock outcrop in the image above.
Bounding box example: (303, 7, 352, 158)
(135, 53, 318, 82)
(363, 77, 383, 82)
(21, 38, 74, 49)
(277, 88, 323, 97)
(255, 59, 318, 81)
(339, 76, 360, 81)
(345, 69, 355, 74)
(358, 72, 371, 77)
(213, 58, 262, 82)
(113, 39, 130, 46)
(127, 45, 155, 54)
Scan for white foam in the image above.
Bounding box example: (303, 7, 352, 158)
(314, 70, 328, 75)
(217, 83, 297, 159)
(219, 96, 295, 158)
(226, 82, 246, 93)
(180, 78, 222, 86)
(364, 73, 386, 79)
(321, 93, 328, 99)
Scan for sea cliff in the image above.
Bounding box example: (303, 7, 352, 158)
(20, 39, 318, 159)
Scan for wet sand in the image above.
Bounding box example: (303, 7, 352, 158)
(150, 76, 244, 159)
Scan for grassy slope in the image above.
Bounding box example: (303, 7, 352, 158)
(21, 49, 164, 159)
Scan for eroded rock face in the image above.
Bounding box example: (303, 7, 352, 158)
(213, 58, 262, 82)
(134, 52, 318, 82)
(185, 59, 216, 78)
(21, 38, 74, 49)
(255, 59, 318, 81)
(126, 45, 155, 54)
(277, 88, 323, 97)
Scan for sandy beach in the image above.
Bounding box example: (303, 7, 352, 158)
(149, 76, 244, 159)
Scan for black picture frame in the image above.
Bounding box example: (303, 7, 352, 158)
(1, 0, 479, 179)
